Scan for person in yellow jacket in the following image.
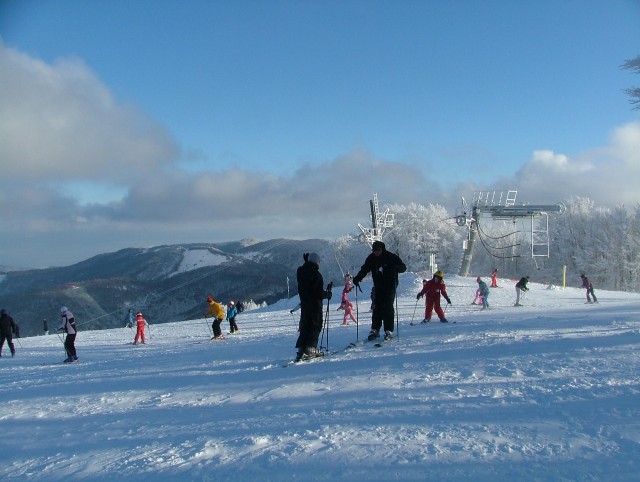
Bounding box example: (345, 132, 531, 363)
(204, 295, 226, 340)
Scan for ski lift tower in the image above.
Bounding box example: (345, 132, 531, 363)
(457, 190, 565, 277)
(358, 193, 395, 247)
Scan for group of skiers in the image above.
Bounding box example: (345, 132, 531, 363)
(203, 296, 243, 340)
(0, 251, 600, 364)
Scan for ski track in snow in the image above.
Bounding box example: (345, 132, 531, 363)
(1, 274, 639, 481)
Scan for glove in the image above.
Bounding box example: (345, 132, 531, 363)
(353, 279, 362, 292)
(446, 297, 452, 305)
(325, 290, 332, 300)
(416, 293, 423, 300)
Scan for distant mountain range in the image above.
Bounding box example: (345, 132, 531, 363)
(0, 238, 345, 337)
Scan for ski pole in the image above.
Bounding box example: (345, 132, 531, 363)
(322, 282, 333, 352)
(355, 283, 359, 341)
(57, 332, 68, 357)
(203, 315, 213, 337)
(411, 297, 419, 324)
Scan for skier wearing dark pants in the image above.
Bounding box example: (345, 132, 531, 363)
(295, 252, 331, 361)
(353, 240, 407, 341)
(59, 306, 78, 363)
(580, 274, 598, 303)
(0, 309, 17, 357)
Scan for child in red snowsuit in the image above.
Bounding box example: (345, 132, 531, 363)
(490, 268, 498, 288)
(416, 271, 451, 323)
(133, 311, 148, 344)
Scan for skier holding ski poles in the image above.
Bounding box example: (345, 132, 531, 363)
(352, 240, 406, 341)
(295, 252, 332, 362)
(416, 271, 451, 323)
(204, 296, 226, 340)
(58, 306, 78, 363)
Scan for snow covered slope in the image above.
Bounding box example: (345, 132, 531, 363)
(1, 274, 639, 481)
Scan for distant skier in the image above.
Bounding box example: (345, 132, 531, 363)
(0, 309, 17, 357)
(226, 301, 239, 333)
(416, 271, 452, 323)
(491, 268, 499, 288)
(133, 311, 149, 344)
(514, 276, 529, 306)
(205, 295, 226, 340)
(580, 274, 598, 303)
(43, 318, 49, 335)
(59, 306, 78, 363)
(353, 240, 406, 341)
(477, 277, 490, 310)
(123, 308, 135, 328)
(337, 273, 357, 325)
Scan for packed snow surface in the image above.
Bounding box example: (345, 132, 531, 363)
(1, 274, 639, 481)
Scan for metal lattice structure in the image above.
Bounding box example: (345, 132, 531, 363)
(457, 190, 565, 277)
(357, 193, 395, 247)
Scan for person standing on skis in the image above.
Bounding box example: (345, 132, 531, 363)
(417, 271, 452, 323)
(59, 306, 78, 363)
(295, 252, 332, 361)
(204, 295, 226, 340)
(353, 240, 407, 341)
(491, 268, 499, 288)
(226, 301, 239, 333)
(123, 308, 135, 328)
(514, 276, 529, 306)
(477, 277, 490, 310)
(133, 311, 149, 344)
(338, 273, 357, 325)
(580, 274, 598, 303)
(0, 309, 17, 358)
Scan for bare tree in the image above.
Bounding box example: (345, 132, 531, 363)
(621, 55, 640, 110)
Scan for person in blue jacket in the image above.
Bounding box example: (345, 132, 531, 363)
(477, 277, 490, 310)
(226, 301, 239, 333)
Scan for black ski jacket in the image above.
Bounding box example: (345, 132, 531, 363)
(353, 249, 407, 295)
(0, 313, 17, 337)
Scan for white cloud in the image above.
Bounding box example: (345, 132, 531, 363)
(0, 41, 179, 182)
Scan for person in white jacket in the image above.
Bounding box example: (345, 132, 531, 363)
(59, 306, 78, 363)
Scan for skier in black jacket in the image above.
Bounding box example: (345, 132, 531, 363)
(353, 240, 407, 341)
(0, 309, 17, 357)
(514, 276, 529, 306)
(295, 252, 332, 361)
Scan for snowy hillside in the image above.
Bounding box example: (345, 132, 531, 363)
(1, 274, 639, 481)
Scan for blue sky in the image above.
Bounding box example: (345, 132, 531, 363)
(1, 0, 639, 267)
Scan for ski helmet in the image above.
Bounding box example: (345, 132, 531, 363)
(434, 271, 444, 279)
(60, 306, 68, 313)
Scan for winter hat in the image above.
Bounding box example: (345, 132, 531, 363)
(207, 295, 214, 302)
(307, 252, 321, 264)
(372, 240, 385, 251)
(60, 306, 68, 313)
(476, 276, 482, 282)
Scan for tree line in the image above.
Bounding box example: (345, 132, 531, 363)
(333, 197, 640, 293)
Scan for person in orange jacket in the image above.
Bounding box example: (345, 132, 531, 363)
(204, 295, 226, 340)
(416, 271, 451, 323)
(133, 311, 149, 344)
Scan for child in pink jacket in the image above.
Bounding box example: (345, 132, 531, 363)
(337, 273, 357, 325)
